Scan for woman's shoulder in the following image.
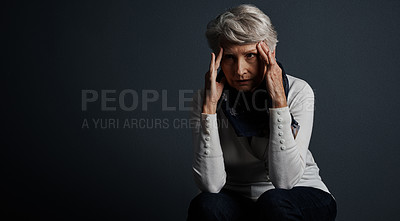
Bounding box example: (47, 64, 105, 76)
(286, 74, 314, 102)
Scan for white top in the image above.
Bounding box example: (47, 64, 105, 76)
(190, 75, 330, 201)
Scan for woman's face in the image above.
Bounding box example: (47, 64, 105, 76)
(221, 43, 268, 92)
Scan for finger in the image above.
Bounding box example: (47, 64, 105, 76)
(266, 46, 277, 66)
(209, 53, 216, 73)
(257, 42, 269, 65)
(210, 52, 220, 79)
(261, 41, 272, 65)
(215, 47, 223, 69)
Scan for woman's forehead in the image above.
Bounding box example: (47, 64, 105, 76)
(223, 43, 258, 53)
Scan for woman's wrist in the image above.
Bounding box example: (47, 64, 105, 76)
(271, 97, 287, 108)
(202, 103, 217, 114)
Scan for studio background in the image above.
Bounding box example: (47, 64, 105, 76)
(4, 0, 400, 220)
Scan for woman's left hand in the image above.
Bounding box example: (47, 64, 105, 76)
(256, 41, 288, 108)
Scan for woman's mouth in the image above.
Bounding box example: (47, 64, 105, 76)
(237, 79, 251, 85)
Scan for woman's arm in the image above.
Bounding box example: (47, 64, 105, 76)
(257, 41, 314, 189)
(190, 49, 227, 193)
(268, 83, 314, 189)
(190, 90, 226, 193)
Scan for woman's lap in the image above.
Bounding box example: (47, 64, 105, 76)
(256, 187, 337, 220)
(187, 187, 336, 221)
(187, 189, 255, 221)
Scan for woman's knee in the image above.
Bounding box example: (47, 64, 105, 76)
(258, 188, 292, 207)
(187, 191, 250, 221)
(256, 189, 300, 220)
(187, 192, 225, 221)
(189, 192, 221, 212)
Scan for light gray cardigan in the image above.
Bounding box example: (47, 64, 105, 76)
(191, 75, 330, 200)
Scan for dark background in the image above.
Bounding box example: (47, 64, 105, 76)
(4, 0, 400, 220)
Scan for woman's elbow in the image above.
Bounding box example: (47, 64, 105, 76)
(272, 180, 295, 190)
(193, 170, 226, 193)
(200, 181, 225, 193)
(270, 169, 304, 190)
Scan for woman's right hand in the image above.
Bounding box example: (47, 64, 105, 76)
(202, 48, 226, 114)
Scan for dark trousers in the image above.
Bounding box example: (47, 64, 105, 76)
(187, 187, 337, 221)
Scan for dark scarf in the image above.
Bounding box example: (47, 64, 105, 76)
(217, 61, 299, 137)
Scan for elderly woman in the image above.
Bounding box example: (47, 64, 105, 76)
(187, 4, 337, 221)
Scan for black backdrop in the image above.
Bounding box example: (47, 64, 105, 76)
(4, 0, 400, 220)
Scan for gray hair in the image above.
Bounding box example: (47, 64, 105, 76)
(206, 4, 278, 53)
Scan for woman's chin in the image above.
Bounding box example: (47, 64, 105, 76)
(233, 85, 254, 92)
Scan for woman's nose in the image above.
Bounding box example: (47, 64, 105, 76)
(235, 59, 246, 77)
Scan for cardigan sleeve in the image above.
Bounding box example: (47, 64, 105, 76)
(268, 82, 315, 189)
(190, 90, 226, 193)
